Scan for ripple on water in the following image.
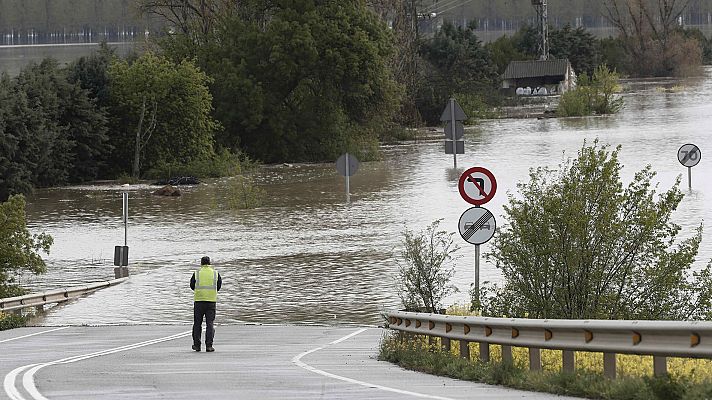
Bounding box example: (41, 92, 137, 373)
(25, 67, 712, 326)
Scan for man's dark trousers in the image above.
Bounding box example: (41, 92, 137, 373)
(193, 301, 216, 346)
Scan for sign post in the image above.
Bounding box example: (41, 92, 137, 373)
(441, 98, 467, 168)
(122, 192, 128, 246)
(457, 166, 497, 305)
(458, 206, 496, 302)
(336, 153, 360, 203)
(678, 144, 701, 191)
(115, 192, 130, 279)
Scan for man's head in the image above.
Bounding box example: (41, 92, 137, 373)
(201, 256, 211, 266)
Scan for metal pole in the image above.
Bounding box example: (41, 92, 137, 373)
(475, 244, 480, 305)
(345, 153, 351, 202)
(688, 166, 692, 191)
(123, 193, 128, 246)
(450, 98, 457, 168)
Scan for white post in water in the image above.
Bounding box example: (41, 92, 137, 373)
(688, 166, 692, 191)
(122, 192, 128, 246)
(450, 98, 457, 168)
(345, 153, 351, 202)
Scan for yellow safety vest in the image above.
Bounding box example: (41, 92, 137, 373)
(194, 266, 218, 302)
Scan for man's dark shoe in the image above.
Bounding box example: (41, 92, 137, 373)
(192, 344, 201, 352)
(206, 346, 215, 352)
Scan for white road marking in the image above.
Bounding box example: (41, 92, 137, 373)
(3, 365, 35, 400)
(0, 327, 68, 344)
(4, 330, 192, 400)
(292, 328, 457, 400)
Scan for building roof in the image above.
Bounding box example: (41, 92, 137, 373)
(503, 59, 571, 80)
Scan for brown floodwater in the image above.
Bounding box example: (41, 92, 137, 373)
(21, 67, 712, 326)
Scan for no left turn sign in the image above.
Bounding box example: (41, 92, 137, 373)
(458, 167, 497, 206)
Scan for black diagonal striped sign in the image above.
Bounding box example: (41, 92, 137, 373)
(458, 206, 496, 245)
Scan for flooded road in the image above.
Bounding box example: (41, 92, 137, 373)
(22, 68, 712, 326)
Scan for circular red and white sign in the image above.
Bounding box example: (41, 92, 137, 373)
(458, 167, 497, 206)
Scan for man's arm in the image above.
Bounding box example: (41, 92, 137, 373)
(190, 274, 195, 291)
(217, 274, 222, 291)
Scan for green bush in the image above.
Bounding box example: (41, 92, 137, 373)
(225, 176, 265, 210)
(145, 149, 256, 180)
(557, 88, 591, 117)
(0, 313, 27, 331)
(395, 220, 460, 313)
(557, 65, 624, 117)
(0, 195, 52, 296)
(454, 93, 500, 123)
(116, 172, 140, 185)
(479, 140, 712, 320)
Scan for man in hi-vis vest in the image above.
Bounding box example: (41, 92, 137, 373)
(190, 256, 222, 352)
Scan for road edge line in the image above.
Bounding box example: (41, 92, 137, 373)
(0, 327, 68, 344)
(17, 330, 192, 400)
(291, 328, 456, 400)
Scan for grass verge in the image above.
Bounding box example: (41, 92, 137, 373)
(379, 332, 712, 400)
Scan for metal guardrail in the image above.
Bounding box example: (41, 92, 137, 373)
(386, 310, 712, 378)
(0, 278, 128, 313)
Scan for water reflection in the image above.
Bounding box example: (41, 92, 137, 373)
(25, 67, 712, 327)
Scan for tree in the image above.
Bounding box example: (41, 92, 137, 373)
(67, 42, 116, 108)
(163, 0, 400, 163)
(417, 22, 499, 125)
(549, 24, 601, 77)
(0, 195, 52, 298)
(0, 60, 109, 198)
(396, 220, 460, 313)
(486, 34, 530, 75)
(604, 0, 701, 76)
(479, 141, 712, 320)
(107, 53, 219, 177)
(0, 74, 33, 202)
(138, 0, 271, 39)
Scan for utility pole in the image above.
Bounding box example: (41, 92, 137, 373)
(532, 0, 549, 60)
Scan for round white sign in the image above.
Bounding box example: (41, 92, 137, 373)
(678, 144, 701, 167)
(336, 153, 360, 177)
(458, 207, 496, 245)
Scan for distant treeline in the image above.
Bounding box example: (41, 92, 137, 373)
(2, 1, 711, 45)
(0, 0, 163, 44)
(422, 0, 712, 27)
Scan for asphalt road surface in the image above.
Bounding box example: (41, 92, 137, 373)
(1, 325, 579, 399)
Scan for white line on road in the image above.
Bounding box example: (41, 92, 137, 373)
(0, 327, 68, 344)
(4, 329, 192, 400)
(292, 328, 457, 400)
(3, 365, 36, 400)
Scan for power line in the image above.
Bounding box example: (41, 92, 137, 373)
(422, 0, 468, 14)
(433, 0, 477, 15)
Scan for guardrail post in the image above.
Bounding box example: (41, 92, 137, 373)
(653, 356, 667, 376)
(603, 352, 616, 379)
(502, 345, 512, 364)
(442, 337, 451, 352)
(34, 305, 43, 313)
(479, 342, 490, 362)
(529, 347, 542, 371)
(459, 341, 470, 360)
(562, 350, 575, 373)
